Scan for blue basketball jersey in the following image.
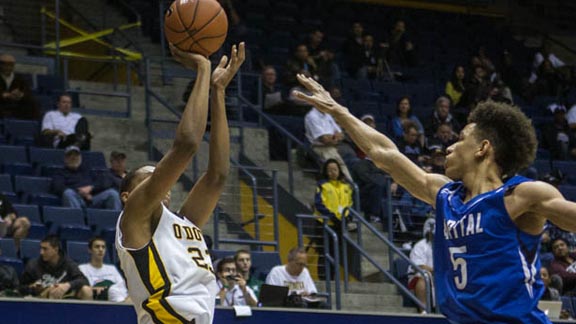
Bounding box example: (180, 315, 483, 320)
(434, 175, 551, 324)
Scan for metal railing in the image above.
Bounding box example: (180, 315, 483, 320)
(296, 214, 341, 310)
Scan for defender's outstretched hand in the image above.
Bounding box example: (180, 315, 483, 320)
(169, 43, 210, 70)
(293, 74, 343, 114)
(212, 42, 246, 90)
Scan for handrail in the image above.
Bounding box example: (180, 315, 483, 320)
(295, 213, 341, 310)
(343, 207, 432, 313)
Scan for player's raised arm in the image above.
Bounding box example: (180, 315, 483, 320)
(120, 46, 211, 249)
(294, 74, 449, 206)
(179, 43, 245, 227)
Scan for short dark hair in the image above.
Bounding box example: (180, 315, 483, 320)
(234, 249, 250, 262)
(216, 256, 236, 273)
(321, 158, 346, 182)
(41, 235, 62, 252)
(110, 151, 127, 161)
(467, 102, 537, 178)
(88, 237, 106, 249)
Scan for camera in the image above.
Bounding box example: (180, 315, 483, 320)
(225, 275, 237, 281)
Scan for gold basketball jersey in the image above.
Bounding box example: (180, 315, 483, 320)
(116, 205, 217, 324)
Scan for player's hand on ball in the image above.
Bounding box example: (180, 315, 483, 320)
(169, 43, 210, 70)
(211, 42, 246, 90)
(293, 74, 340, 114)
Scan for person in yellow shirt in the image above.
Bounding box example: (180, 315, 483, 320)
(313, 159, 354, 279)
(445, 65, 465, 107)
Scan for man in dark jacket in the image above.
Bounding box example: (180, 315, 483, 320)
(20, 235, 92, 299)
(52, 146, 121, 210)
(0, 54, 40, 120)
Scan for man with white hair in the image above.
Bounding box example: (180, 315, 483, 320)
(424, 96, 461, 137)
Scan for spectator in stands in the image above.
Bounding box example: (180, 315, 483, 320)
(541, 103, 576, 160)
(0, 247, 19, 296)
(499, 50, 525, 97)
(422, 146, 446, 175)
(487, 79, 513, 105)
(79, 237, 128, 302)
(313, 159, 355, 279)
(457, 65, 491, 122)
(0, 194, 30, 248)
(445, 65, 466, 108)
(426, 123, 457, 154)
(350, 115, 388, 223)
(550, 237, 576, 296)
(284, 44, 318, 87)
(0, 53, 39, 120)
(341, 22, 365, 78)
(20, 235, 92, 300)
(305, 104, 352, 180)
(356, 34, 384, 80)
(423, 96, 461, 137)
(407, 218, 435, 314)
(397, 120, 425, 165)
(540, 170, 576, 252)
(307, 29, 336, 86)
(216, 256, 258, 307)
(385, 20, 417, 67)
(109, 151, 127, 190)
(266, 247, 322, 308)
(529, 42, 565, 85)
(390, 96, 424, 142)
(530, 58, 566, 98)
(541, 266, 561, 301)
(52, 146, 121, 210)
(235, 249, 264, 298)
(471, 46, 496, 76)
(566, 102, 576, 131)
(40, 93, 91, 150)
(261, 65, 284, 113)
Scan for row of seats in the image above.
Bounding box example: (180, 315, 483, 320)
(0, 144, 106, 170)
(0, 238, 111, 276)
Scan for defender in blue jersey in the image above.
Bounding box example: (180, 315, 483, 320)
(293, 74, 576, 324)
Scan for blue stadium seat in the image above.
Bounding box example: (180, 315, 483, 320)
(20, 239, 41, 261)
(36, 75, 65, 95)
(40, 165, 65, 177)
(59, 225, 93, 242)
(66, 241, 90, 264)
(11, 203, 41, 223)
(4, 119, 39, 146)
(1, 192, 18, 204)
(0, 256, 23, 276)
(42, 206, 86, 234)
(86, 208, 119, 234)
(0, 145, 28, 164)
(27, 223, 47, 240)
(14, 175, 60, 205)
(560, 185, 576, 202)
(81, 151, 107, 169)
(0, 238, 18, 258)
(0, 174, 13, 192)
(3, 163, 34, 176)
(29, 147, 65, 167)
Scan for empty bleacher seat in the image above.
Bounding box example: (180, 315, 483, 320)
(0, 174, 13, 193)
(66, 241, 90, 264)
(0, 145, 28, 165)
(81, 151, 107, 169)
(4, 119, 39, 146)
(11, 203, 41, 223)
(29, 147, 65, 167)
(42, 206, 86, 234)
(14, 175, 60, 206)
(0, 256, 23, 276)
(0, 238, 18, 258)
(36, 75, 65, 95)
(20, 239, 41, 261)
(27, 223, 47, 240)
(86, 208, 119, 234)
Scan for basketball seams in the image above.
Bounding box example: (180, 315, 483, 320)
(191, 8, 225, 39)
(186, 0, 200, 29)
(175, 1, 188, 33)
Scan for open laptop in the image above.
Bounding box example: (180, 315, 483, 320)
(258, 284, 289, 307)
(538, 300, 563, 319)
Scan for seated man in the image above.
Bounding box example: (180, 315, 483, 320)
(407, 218, 435, 314)
(41, 93, 91, 150)
(265, 247, 323, 308)
(52, 146, 121, 210)
(235, 249, 264, 298)
(20, 235, 92, 300)
(0, 194, 30, 247)
(0, 54, 39, 120)
(216, 257, 258, 307)
(549, 237, 576, 295)
(79, 237, 128, 302)
(0, 247, 19, 297)
(109, 151, 127, 190)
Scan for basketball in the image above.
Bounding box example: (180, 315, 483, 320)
(164, 0, 228, 56)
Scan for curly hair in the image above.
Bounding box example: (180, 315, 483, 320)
(467, 101, 537, 178)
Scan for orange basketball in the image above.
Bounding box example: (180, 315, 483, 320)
(164, 0, 228, 56)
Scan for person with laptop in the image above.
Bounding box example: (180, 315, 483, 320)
(216, 257, 258, 307)
(265, 247, 324, 308)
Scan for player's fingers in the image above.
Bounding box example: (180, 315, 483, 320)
(217, 55, 228, 69)
(296, 74, 320, 92)
(237, 42, 246, 63)
(228, 44, 238, 68)
(292, 90, 316, 104)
